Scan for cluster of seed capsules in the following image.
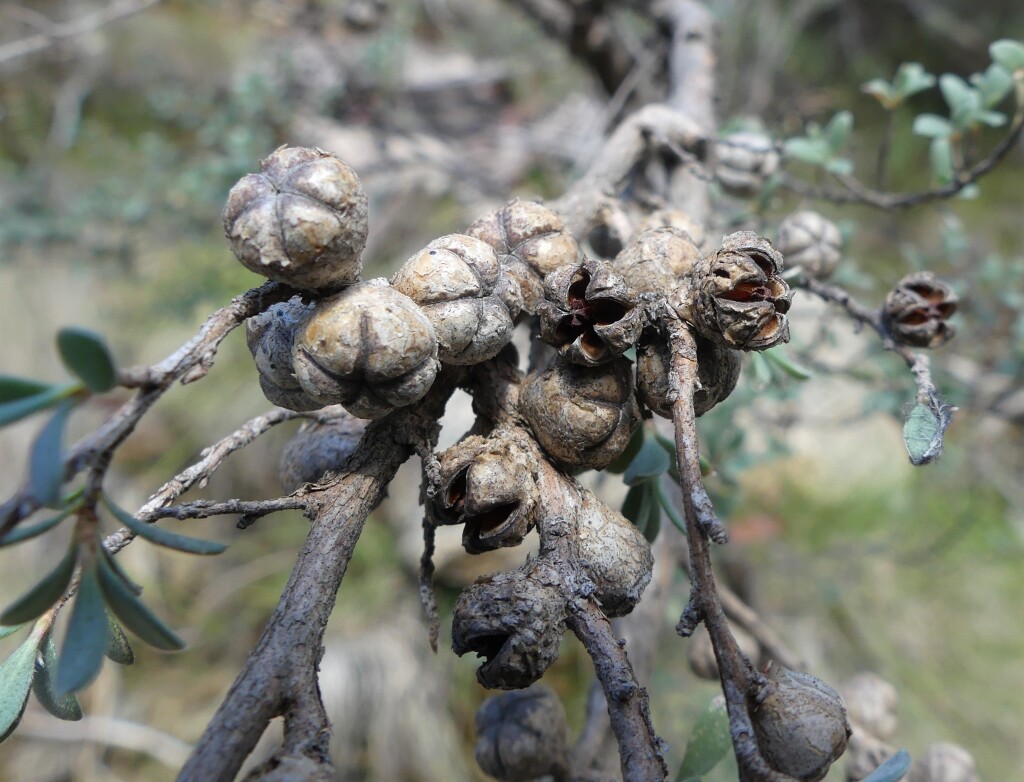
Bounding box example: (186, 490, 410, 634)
(224, 147, 954, 702)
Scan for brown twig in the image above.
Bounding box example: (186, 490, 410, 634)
(665, 315, 794, 782)
(176, 369, 461, 782)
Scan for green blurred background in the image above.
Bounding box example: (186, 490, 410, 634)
(1, 1, 1022, 780)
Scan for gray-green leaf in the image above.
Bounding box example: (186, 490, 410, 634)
(860, 749, 912, 782)
(0, 376, 52, 403)
(624, 434, 671, 486)
(675, 695, 732, 781)
(103, 496, 227, 556)
(105, 615, 135, 665)
(0, 506, 75, 547)
(0, 384, 75, 428)
(0, 624, 25, 640)
(0, 544, 78, 626)
(990, 39, 1024, 73)
(913, 114, 953, 138)
(29, 400, 74, 507)
(32, 633, 83, 721)
(892, 63, 935, 100)
(56, 327, 117, 393)
(96, 554, 185, 652)
(0, 631, 40, 743)
(56, 565, 109, 695)
(903, 402, 952, 466)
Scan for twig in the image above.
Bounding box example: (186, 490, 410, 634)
(0, 0, 160, 66)
(176, 369, 461, 782)
(798, 276, 942, 408)
(780, 106, 1024, 210)
(665, 316, 793, 782)
(149, 497, 308, 522)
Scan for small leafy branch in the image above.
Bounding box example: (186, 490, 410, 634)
(1, 5, 1016, 782)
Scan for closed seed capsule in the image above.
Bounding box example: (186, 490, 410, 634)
(292, 280, 439, 419)
(224, 146, 368, 291)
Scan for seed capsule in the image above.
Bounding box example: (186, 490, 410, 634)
(714, 131, 779, 198)
(519, 356, 641, 472)
(246, 297, 321, 411)
(614, 227, 702, 298)
(474, 687, 570, 782)
(636, 330, 740, 418)
(537, 259, 642, 366)
(433, 433, 539, 554)
(292, 280, 439, 419)
(907, 743, 979, 782)
(391, 234, 520, 365)
(278, 412, 366, 493)
(451, 560, 566, 690)
(882, 272, 957, 348)
(467, 199, 582, 314)
(751, 662, 851, 782)
(775, 210, 842, 280)
(574, 491, 653, 617)
(224, 146, 368, 291)
(840, 673, 898, 742)
(637, 209, 706, 250)
(674, 231, 793, 351)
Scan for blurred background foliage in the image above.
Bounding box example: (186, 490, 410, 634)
(0, 1, 1021, 780)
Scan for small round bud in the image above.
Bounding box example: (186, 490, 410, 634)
(907, 743, 979, 782)
(776, 210, 842, 280)
(391, 234, 519, 365)
(278, 412, 366, 493)
(519, 356, 641, 472)
(637, 209, 706, 250)
(882, 272, 957, 349)
(751, 662, 851, 782)
(246, 297, 321, 411)
(687, 623, 760, 681)
(467, 199, 582, 313)
(636, 330, 740, 418)
(451, 560, 566, 690)
(840, 673, 898, 742)
(224, 146, 368, 291)
(475, 687, 570, 782)
(575, 492, 653, 617)
(673, 231, 793, 351)
(537, 259, 642, 366)
(433, 433, 539, 554)
(614, 227, 702, 298)
(293, 280, 439, 419)
(714, 131, 779, 198)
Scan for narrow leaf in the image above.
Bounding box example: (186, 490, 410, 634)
(939, 74, 975, 113)
(624, 434, 671, 486)
(29, 400, 75, 507)
(96, 555, 185, 651)
(642, 485, 662, 543)
(621, 484, 652, 529)
(971, 64, 1013, 107)
(764, 348, 813, 380)
(990, 39, 1024, 73)
(32, 633, 83, 721)
(655, 480, 686, 537)
(56, 565, 109, 695)
(783, 137, 830, 166)
(676, 695, 732, 781)
(860, 749, 912, 782)
(892, 62, 935, 99)
(56, 327, 117, 393)
(903, 403, 952, 466)
(99, 545, 142, 595)
(0, 376, 52, 403)
(103, 496, 227, 556)
(0, 384, 75, 427)
(105, 615, 135, 665)
(0, 505, 76, 547)
(0, 544, 78, 626)
(0, 632, 40, 742)
(0, 624, 25, 640)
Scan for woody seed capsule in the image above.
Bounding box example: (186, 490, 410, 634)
(224, 146, 368, 291)
(537, 259, 642, 366)
(636, 329, 740, 418)
(467, 199, 582, 314)
(614, 227, 703, 297)
(714, 131, 779, 198)
(882, 272, 958, 348)
(673, 231, 793, 351)
(292, 280, 439, 419)
(519, 356, 641, 472)
(775, 210, 842, 280)
(391, 234, 520, 365)
(246, 297, 321, 411)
